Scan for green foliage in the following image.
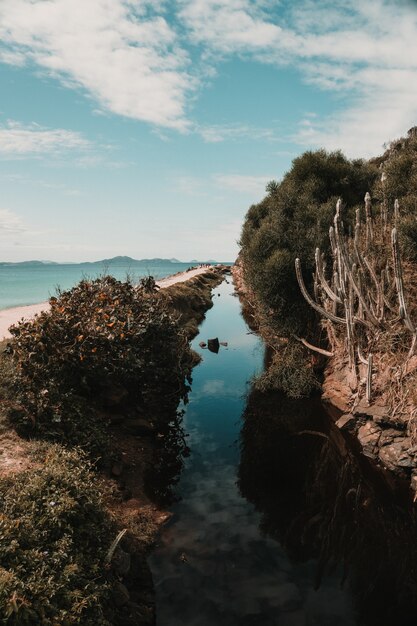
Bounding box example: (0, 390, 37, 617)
(253, 341, 320, 399)
(374, 136, 417, 214)
(240, 149, 378, 335)
(399, 215, 417, 262)
(0, 446, 113, 625)
(371, 134, 417, 260)
(8, 276, 194, 450)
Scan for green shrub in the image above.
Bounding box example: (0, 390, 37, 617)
(8, 276, 194, 448)
(399, 215, 417, 262)
(0, 446, 114, 625)
(240, 149, 378, 336)
(253, 341, 320, 398)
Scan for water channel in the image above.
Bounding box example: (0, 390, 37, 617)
(148, 278, 417, 626)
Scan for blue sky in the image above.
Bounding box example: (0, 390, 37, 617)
(0, 0, 417, 262)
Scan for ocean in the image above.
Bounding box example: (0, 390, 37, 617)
(0, 260, 197, 310)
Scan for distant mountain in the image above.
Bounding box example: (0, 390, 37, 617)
(82, 256, 189, 267)
(0, 260, 59, 266)
(0, 256, 231, 266)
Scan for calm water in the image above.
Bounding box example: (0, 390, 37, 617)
(149, 280, 361, 626)
(0, 261, 193, 310)
(148, 279, 417, 626)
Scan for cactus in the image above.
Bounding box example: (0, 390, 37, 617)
(295, 194, 415, 402)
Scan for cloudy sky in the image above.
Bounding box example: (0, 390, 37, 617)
(1, 0, 417, 262)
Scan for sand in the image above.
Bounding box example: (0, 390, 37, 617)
(0, 266, 214, 341)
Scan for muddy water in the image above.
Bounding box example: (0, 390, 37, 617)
(148, 280, 417, 626)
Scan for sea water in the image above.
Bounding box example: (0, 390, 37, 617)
(0, 261, 195, 310)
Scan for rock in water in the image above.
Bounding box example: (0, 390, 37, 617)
(199, 341, 207, 348)
(207, 338, 220, 353)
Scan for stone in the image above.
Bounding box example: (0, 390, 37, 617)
(335, 413, 356, 431)
(220, 341, 228, 347)
(379, 439, 415, 471)
(410, 473, 417, 494)
(207, 338, 220, 353)
(379, 428, 404, 447)
(357, 421, 381, 457)
(199, 341, 207, 348)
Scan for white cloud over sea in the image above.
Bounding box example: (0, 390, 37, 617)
(0, 1, 416, 156)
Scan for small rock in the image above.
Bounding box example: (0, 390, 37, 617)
(199, 341, 207, 348)
(358, 421, 382, 457)
(335, 413, 356, 430)
(207, 338, 220, 353)
(379, 428, 404, 447)
(379, 439, 415, 471)
(219, 341, 228, 347)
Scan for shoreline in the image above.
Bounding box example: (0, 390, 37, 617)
(0, 266, 216, 341)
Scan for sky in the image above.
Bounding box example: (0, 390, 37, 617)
(0, 0, 417, 262)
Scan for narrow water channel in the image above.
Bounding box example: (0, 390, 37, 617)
(148, 279, 417, 626)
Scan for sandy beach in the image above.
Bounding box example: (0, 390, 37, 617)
(0, 266, 214, 341)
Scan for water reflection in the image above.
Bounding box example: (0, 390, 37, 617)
(149, 281, 357, 625)
(239, 388, 417, 626)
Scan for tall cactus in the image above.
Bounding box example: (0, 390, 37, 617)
(295, 194, 415, 399)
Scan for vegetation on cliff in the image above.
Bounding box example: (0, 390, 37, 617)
(239, 130, 417, 399)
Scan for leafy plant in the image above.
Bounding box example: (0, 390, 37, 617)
(8, 276, 194, 449)
(0, 446, 114, 625)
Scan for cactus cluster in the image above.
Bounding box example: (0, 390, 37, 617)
(296, 193, 416, 404)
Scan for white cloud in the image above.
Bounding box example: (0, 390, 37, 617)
(0, 0, 194, 130)
(180, 0, 417, 156)
(197, 123, 278, 143)
(214, 174, 271, 195)
(0, 120, 90, 155)
(0, 209, 25, 235)
(1, 0, 417, 155)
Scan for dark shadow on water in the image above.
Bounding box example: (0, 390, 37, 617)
(144, 408, 190, 505)
(239, 388, 417, 626)
(148, 280, 417, 626)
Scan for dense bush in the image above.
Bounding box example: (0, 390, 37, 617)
(372, 134, 417, 213)
(370, 132, 417, 260)
(239, 149, 377, 397)
(253, 342, 320, 399)
(8, 276, 194, 449)
(0, 446, 114, 625)
(240, 149, 378, 336)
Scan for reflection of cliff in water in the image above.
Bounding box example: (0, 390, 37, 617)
(238, 388, 417, 626)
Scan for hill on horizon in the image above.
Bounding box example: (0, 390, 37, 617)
(0, 256, 231, 267)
